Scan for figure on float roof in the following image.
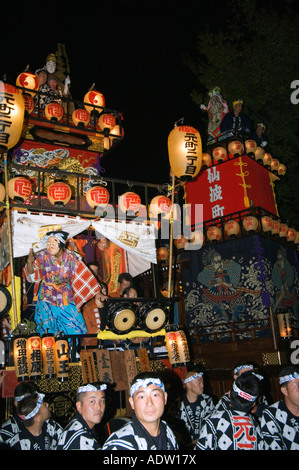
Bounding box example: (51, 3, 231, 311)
(35, 52, 74, 114)
(200, 86, 229, 141)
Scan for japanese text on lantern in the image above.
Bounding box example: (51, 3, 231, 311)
(232, 415, 257, 449)
(207, 167, 225, 219)
(48, 184, 71, 201)
(0, 90, 15, 145)
(14, 338, 29, 377)
(13, 179, 32, 199)
(184, 132, 199, 176)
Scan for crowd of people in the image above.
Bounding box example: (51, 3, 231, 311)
(0, 363, 298, 451)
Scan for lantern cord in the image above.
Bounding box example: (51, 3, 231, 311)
(4, 154, 18, 329)
(167, 171, 175, 298)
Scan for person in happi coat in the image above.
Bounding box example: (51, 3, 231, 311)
(24, 230, 100, 335)
(102, 372, 179, 450)
(178, 370, 215, 446)
(260, 365, 299, 450)
(0, 381, 39, 448)
(56, 383, 106, 450)
(7, 392, 63, 450)
(215, 362, 269, 421)
(195, 371, 264, 450)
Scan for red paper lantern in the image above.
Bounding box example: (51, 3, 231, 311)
(0, 83, 25, 153)
(45, 102, 64, 122)
(98, 113, 116, 132)
(242, 215, 259, 233)
(16, 71, 39, 96)
(84, 90, 105, 114)
(8, 176, 32, 202)
(261, 215, 273, 233)
(0, 183, 5, 202)
(47, 180, 72, 206)
(294, 231, 299, 245)
(23, 94, 35, 114)
(149, 195, 172, 219)
(212, 146, 227, 163)
(287, 228, 296, 243)
(119, 191, 141, 213)
(279, 223, 288, 239)
(202, 152, 212, 168)
(271, 219, 280, 237)
(245, 139, 257, 154)
(206, 225, 222, 243)
(224, 219, 240, 238)
(168, 125, 202, 180)
(254, 146, 265, 163)
(228, 140, 244, 156)
(72, 108, 90, 127)
(85, 184, 110, 209)
(270, 158, 280, 174)
(278, 163, 287, 176)
(263, 152, 272, 168)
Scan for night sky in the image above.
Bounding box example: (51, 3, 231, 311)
(0, 1, 216, 185)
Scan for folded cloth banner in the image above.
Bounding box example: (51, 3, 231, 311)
(10, 212, 157, 265)
(11, 211, 90, 258)
(92, 220, 157, 264)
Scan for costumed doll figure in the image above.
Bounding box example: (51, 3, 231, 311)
(23, 230, 100, 335)
(200, 86, 229, 140)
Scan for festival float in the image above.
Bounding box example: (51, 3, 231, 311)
(0, 45, 194, 422)
(0, 46, 298, 423)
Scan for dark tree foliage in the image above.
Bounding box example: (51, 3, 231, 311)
(184, 0, 299, 228)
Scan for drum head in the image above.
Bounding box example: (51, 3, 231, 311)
(139, 303, 167, 332)
(0, 285, 12, 322)
(107, 302, 136, 334)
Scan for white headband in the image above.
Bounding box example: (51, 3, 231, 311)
(18, 393, 45, 420)
(130, 378, 165, 397)
(234, 364, 254, 375)
(78, 384, 107, 394)
(184, 372, 203, 384)
(15, 393, 31, 402)
(232, 383, 257, 402)
(279, 372, 299, 385)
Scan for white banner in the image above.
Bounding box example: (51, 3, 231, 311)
(92, 219, 157, 265)
(11, 211, 91, 257)
(10, 212, 157, 265)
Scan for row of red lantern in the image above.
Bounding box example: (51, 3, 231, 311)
(15, 71, 117, 130)
(202, 141, 286, 176)
(204, 216, 299, 244)
(1, 177, 173, 218)
(13, 333, 69, 382)
(168, 216, 299, 252)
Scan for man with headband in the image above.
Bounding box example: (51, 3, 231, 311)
(178, 370, 215, 446)
(102, 372, 179, 450)
(7, 392, 62, 450)
(0, 381, 39, 448)
(260, 365, 299, 450)
(56, 383, 107, 450)
(220, 98, 252, 136)
(24, 230, 100, 335)
(215, 362, 268, 419)
(195, 371, 264, 450)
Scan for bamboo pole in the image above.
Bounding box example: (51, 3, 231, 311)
(3, 153, 18, 328)
(167, 171, 175, 298)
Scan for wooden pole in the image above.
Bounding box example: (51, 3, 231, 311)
(167, 171, 175, 298)
(3, 153, 18, 329)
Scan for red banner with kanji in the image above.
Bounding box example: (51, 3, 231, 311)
(185, 156, 278, 224)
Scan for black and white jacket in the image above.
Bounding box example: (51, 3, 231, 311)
(102, 414, 179, 450)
